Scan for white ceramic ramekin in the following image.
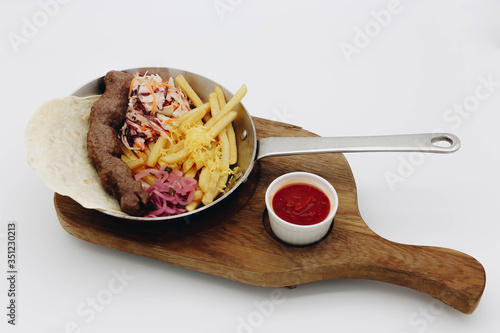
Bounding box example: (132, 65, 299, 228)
(265, 172, 339, 246)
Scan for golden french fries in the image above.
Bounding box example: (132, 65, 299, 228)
(227, 126, 237, 165)
(184, 165, 198, 178)
(202, 169, 221, 205)
(204, 84, 247, 129)
(177, 103, 210, 127)
(121, 144, 136, 160)
(175, 75, 203, 107)
(133, 166, 156, 185)
(209, 92, 220, 116)
(135, 150, 148, 161)
(121, 76, 246, 212)
(214, 86, 237, 165)
(217, 127, 230, 189)
(171, 141, 184, 153)
(146, 136, 168, 167)
(215, 85, 226, 108)
(205, 91, 219, 122)
(208, 111, 238, 140)
(186, 199, 201, 212)
(159, 148, 189, 165)
(125, 157, 146, 170)
(180, 106, 209, 134)
(198, 166, 210, 193)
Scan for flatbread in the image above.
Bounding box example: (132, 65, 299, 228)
(25, 95, 124, 215)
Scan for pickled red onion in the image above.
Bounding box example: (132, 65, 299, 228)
(135, 164, 197, 217)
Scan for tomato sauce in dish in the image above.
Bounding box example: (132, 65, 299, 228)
(272, 183, 331, 225)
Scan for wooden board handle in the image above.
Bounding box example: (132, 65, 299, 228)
(332, 229, 486, 314)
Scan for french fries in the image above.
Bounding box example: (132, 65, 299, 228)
(186, 190, 203, 212)
(159, 148, 189, 165)
(204, 84, 247, 129)
(175, 75, 203, 108)
(126, 157, 146, 170)
(146, 136, 168, 167)
(227, 126, 237, 165)
(208, 111, 238, 139)
(176, 103, 210, 127)
(202, 169, 221, 205)
(120, 77, 246, 213)
(198, 166, 210, 193)
(217, 126, 230, 189)
(215, 85, 237, 164)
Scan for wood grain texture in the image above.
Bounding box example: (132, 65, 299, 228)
(54, 117, 485, 314)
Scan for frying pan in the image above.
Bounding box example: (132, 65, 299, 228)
(72, 67, 460, 221)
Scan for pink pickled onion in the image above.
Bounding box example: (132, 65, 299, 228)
(135, 164, 197, 217)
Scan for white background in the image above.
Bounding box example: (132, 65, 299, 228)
(2, 0, 499, 332)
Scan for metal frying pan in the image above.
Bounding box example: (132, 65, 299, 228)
(72, 67, 460, 221)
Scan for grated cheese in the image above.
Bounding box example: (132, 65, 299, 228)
(161, 122, 231, 186)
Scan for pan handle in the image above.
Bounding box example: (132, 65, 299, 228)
(256, 133, 460, 160)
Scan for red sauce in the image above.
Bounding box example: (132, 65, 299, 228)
(272, 183, 330, 225)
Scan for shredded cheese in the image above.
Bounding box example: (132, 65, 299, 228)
(161, 123, 231, 182)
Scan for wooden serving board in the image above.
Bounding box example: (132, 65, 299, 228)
(55, 117, 485, 314)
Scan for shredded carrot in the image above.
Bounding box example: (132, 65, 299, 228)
(128, 77, 137, 99)
(163, 118, 177, 125)
(145, 83, 157, 114)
